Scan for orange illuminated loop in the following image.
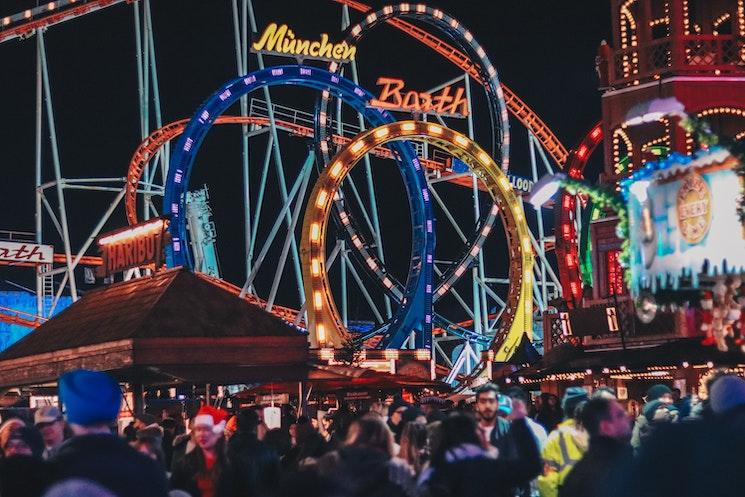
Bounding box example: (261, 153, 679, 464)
(301, 121, 533, 360)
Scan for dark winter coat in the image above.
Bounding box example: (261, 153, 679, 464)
(50, 434, 169, 497)
(0, 455, 52, 497)
(424, 419, 541, 497)
(171, 443, 227, 497)
(487, 416, 514, 457)
(216, 432, 281, 497)
(558, 437, 632, 497)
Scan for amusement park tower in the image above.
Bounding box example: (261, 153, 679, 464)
(600, 0, 745, 178)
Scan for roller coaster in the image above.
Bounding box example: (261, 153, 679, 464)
(0, 0, 602, 387)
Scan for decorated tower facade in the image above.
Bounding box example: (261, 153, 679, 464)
(600, 0, 745, 180)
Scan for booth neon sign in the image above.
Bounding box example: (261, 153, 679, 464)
(369, 77, 469, 117)
(251, 23, 356, 62)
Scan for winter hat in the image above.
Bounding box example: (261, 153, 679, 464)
(498, 395, 513, 416)
(709, 375, 745, 414)
(643, 400, 678, 423)
(34, 405, 62, 425)
(136, 423, 164, 442)
(5, 426, 45, 458)
(419, 396, 448, 408)
(193, 405, 230, 434)
(59, 369, 121, 426)
(645, 384, 673, 402)
(562, 387, 588, 415)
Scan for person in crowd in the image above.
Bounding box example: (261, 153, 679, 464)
(316, 414, 416, 497)
(2, 425, 45, 459)
(535, 393, 563, 433)
(559, 397, 632, 497)
(133, 436, 166, 469)
(123, 421, 138, 442)
(420, 407, 541, 497)
(217, 408, 281, 497)
(401, 406, 427, 427)
(41, 479, 118, 497)
(263, 428, 292, 467)
(387, 397, 410, 444)
(284, 416, 328, 469)
(0, 426, 50, 497)
(224, 415, 238, 441)
(474, 383, 511, 455)
(50, 369, 169, 497)
(0, 417, 26, 457)
(159, 417, 177, 468)
(396, 421, 428, 477)
(319, 413, 334, 442)
(171, 405, 229, 497)
(34, 406, 66, 460)
(689, 369, 729, 419)
(590, 387, 616, 400)
(506, 387, 548, 450)
(537, 386, 588, 497)
(419, 396, 448, 424)
(609, 375, 745, 497)
(171, 417, 195, 472)
(630, 384, 674, 454)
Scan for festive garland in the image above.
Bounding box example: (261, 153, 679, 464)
(558, 177, 631, 281)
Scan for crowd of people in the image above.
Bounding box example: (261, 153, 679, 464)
(1, 368, 745, 497)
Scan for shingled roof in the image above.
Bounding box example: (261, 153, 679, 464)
(0, 268, 308, 387)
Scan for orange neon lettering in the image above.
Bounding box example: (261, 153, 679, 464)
(370, 78, 469, 117)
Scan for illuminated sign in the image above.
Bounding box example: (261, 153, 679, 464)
(627, 149, 745, 293)
(97, 218, 168, 277)
(0, 241, 53, 264)
(251, 23, 356, 62)
(369, 78, 469, 118)
(451, 158, 533, 192)
(676, 172, 712, 244)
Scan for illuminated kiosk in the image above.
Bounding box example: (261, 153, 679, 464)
(301, 121, 533, 385)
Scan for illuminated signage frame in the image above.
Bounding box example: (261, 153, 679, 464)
(97, 218, 169, 278)
(0, 241, 53, 264)
(368, 77, 469, 118)
(251, 23, 356, 63)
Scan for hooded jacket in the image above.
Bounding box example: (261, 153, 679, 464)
(537, 419, 589, 497)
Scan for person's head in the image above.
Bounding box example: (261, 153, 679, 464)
(133, 413, 157, 430)
(345, 414, 395, 458)
(643, 400, 679, 424)
(133, 436, 165, 466)
(235, 408, 260, 435)
(0, 418, 26, 454)
(672, 388, 681, 402)
(581, 398, 631, 442)
(709, 375, 745, 414)
(431, 413, 481, 466)
(368, 401, 387, 418)
(591, 387, 617, 400)
(2, 426, 45, 459)
(320, 414, 334, 434)
(34, 405, 65, 449)
(388, 397, 409, 427)
(399, 421, 428, 472)
(191, 406, 229, 451)
(475, 383, 500, 423)
(401, 407, 427, 426)
(59, 369, 121, 435)
(645, 384, 673, 404)
(562, 387, 589, 420)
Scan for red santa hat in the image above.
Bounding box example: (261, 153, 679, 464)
(193, 405, 230, 434)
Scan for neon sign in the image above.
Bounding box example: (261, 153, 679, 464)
(251, 23, 356, 63)
(0, 241, 53, 264)
(369, 78, 469, 118)
(97, 218, 168, 277)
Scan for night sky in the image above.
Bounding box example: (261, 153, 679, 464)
(0, 1, 611, 323)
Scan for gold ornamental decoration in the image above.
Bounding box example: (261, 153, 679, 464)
(676, 172, 712, 244)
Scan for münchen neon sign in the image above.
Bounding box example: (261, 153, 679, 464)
(252, 23, 356, 62)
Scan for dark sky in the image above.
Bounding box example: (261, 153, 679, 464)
(0, 1, 611, 322)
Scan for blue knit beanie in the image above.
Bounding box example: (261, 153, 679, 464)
(59, 369, 121, 426)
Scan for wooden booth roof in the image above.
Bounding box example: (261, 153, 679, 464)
(0, 268, 308, 388)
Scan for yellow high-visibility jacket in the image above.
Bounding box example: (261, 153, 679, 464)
(537, 419, 589, 497)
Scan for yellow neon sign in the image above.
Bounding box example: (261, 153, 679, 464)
(369, 77, 469, 117)
(251, 23, 356, 62)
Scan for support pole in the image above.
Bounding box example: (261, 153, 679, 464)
(38, 30, 77, 300)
